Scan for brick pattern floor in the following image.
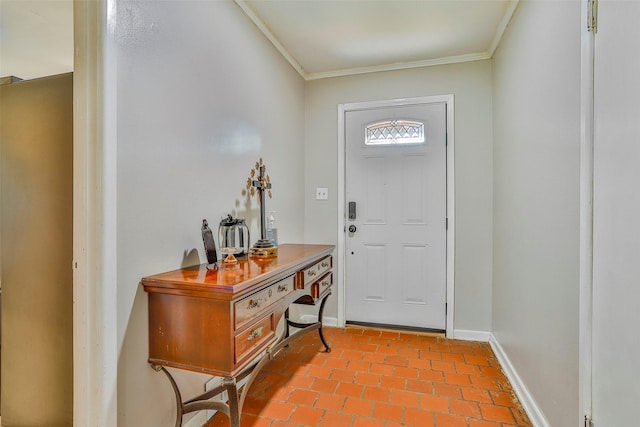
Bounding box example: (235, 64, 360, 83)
(205, 326, 532, 427)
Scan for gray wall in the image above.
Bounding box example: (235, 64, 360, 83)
(1, 74, 74, 426)
(492, 1, 581, 425)
(114, 1, 306, 425)
(304, 61, 494, 332)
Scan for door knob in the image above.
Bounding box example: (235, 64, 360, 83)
(348, 225, 357, 233)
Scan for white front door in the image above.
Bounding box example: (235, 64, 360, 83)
(345, 102, 447, 330)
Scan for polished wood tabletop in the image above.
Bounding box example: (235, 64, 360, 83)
(141, 243, 334, 300)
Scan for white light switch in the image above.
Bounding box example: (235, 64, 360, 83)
(316, 187, 328, 200)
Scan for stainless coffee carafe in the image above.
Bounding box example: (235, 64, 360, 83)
(218, 215, 250, 258)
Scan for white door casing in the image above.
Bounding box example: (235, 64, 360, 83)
(73, 1, 118, 425)
(579, 0, 595, 423)
(337, 96, 454, 336)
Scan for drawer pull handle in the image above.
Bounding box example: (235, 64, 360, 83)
(321, 261, 329, 268)
(322, 280, 330, 288)
(268, 289, 273, 298)
(248, 327, 263, 341)
(247, 299, 262, 309)
(308, 270, 317, 277)
(277, 284, 289, 293)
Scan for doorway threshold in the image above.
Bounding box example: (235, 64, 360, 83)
(345, 321, 445, 337)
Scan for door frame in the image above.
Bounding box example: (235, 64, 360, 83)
(578, 0, 595, 423)
(337, 95, 455, 337)
(73, 1, 118, 425)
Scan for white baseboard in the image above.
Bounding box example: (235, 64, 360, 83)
(298, 314, 338, 327)
(453, 329, 491, 342)
(488, 333, 550, 427)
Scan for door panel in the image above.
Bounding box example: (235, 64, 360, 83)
(402, 244, 429, 304)
(345, 102, 447, 330)
(363, 244, 386, 301)
(363, 156, 386, 223)
(403, 154, 428, 224)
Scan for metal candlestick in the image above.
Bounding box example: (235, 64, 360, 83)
(247, 158, 275, 253)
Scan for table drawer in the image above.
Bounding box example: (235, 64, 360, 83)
(311, 272, 332, 299)
(300, 256, 332, 288)
(234, 275, 294, 329)
(234, 313, 275, 364)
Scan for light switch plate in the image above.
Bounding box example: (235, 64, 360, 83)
(316, 187, 328, 200)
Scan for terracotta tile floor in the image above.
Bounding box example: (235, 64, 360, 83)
(205, 326, 532, 427)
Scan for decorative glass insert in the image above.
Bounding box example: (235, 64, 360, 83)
(365, 120, 425, 146)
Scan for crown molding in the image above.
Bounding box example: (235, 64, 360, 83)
(234, 0, 306, 78)
(488, 0, 520, 56)
(304, 52, 491, 81)
(235, 0, 519, 81)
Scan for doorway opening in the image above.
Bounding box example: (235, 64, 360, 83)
(346, 320, 446, 336)
(337, 95, 455, 337)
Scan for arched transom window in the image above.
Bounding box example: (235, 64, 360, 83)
(365, 119, 425, 146)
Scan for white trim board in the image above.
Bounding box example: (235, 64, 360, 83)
(337, 95, 455, 338)
(578, 0, 596, 422)
(73, 1, 118, 425)
(298, 314, 339, 328)
(453, 329, 491, 342)
(489, 333, 551, 427)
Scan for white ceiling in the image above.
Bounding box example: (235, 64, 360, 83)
(238, 0, 518, 80)
(0, 0, 517, 81)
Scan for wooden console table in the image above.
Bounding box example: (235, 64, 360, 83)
(141, 244, 334, 427)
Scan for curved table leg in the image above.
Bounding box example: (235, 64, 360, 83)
(152, 291, 333, 426)
(286, 292, 332, 353)
(153, 365, 184, 427)
(317, 291, 332, 353)
(284, 307, 291, 339)
(223, 378, 240, 427)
